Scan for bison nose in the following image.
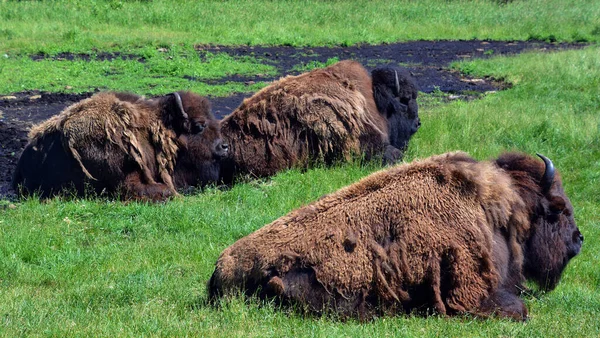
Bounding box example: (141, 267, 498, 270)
(412, 118, 421, 134)
(214, 142, 229, 158)
(573, 230, 583, 243)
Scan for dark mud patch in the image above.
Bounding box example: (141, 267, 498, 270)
(0, 40, 588, 198)
(198, 40, 582, 72)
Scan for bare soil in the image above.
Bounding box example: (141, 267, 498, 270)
(0, 40, 586, 198)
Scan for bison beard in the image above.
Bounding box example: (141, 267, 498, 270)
(219, 60, 420, 183)
(12, 91, 228, 201)
(209, 152, 582, 320)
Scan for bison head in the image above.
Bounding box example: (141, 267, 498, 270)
(496, 153, 583, 291)
(159, 92, 228, 189)
(157, 91, 214, 136)
(371, 65, 420, 152)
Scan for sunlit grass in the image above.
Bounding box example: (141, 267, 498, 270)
(1, 0, 599, 54)
(0, 46, 275, 96)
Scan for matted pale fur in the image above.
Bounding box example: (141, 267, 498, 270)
(220, 60, 389, 178)
(28, 92, 180, 193)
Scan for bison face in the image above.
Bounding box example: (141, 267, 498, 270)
(524, 185, 582, 291)
(496, 153, 583, 292)
(160, 91, 213, 136)
(519, 154, 583, 291)
(162, 91, 228, 189)
(175, 118, 228, 189)
(372, 66, 420, 151)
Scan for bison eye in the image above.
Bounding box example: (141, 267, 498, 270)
(547, 214, 560, 225)
(192, 122, 206, 134)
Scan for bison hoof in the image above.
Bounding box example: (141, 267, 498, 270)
(383, 145, 403, 165)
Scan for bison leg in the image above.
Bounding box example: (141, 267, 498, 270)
(123, 171, 177, 202)
(443, 247, 496, 315)
(275, 268, 330, 313)
(382, 145, 402, 165)
(274, 267, 373, 319)
(478, 288, 528, 321)
(427, 256, 447, 315)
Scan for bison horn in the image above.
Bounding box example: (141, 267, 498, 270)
(537, 153, 555, 194)
(394, 70, 400, 95)
(172, 92, 188, 120)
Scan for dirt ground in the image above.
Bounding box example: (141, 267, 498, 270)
(0, 40, 586, 198)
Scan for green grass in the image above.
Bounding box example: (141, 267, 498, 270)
(1, 0, 600, 54)
(2, 45, 600, 336)
(2, 0, 600, 97)
(0, 45, 276, 96)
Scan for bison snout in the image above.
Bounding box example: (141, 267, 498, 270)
(411, 117, 421, 134)
(574, 229, 583, 244)
(213, 141, 229, 158)
(568, 230, 583, 258)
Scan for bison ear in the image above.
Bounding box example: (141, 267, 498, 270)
(372, 83, 389, 115)
(548, 195, 566, 215)
(373, 83, 405, 118)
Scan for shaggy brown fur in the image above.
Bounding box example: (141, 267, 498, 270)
(219, 60, 419, 182)
(12, 91, 228, 201)
(209, 152, 582, 320)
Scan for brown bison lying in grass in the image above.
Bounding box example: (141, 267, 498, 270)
(12, 91, 228, 201)
(209, 152, 583, 320)
(219, 60, 420, 183)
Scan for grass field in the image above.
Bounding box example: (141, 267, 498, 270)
(0, 46, 275, 96)
(1, 0, 600, 53)
(1, 0, 599, 336)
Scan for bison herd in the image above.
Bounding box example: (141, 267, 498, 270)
(13, 60, 420, 200)
(10, 60, 583, 321)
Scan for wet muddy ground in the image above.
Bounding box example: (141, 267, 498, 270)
(0, 40, 586, 198)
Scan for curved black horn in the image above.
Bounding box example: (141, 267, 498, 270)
(172, 92, 188, 120)
(394, 70, 400, 94)
(537, 153, 555, 194)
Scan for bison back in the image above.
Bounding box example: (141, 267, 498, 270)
(220, 61, 388, 179)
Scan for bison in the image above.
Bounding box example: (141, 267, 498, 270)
(12, 91, 228, 201)
(209, 151, 583, 320)
(219, 60, 420, 183)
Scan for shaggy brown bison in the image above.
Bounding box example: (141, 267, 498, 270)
(209, 152, 582, 320)
(219, 60, 420, 182)
(12, 91, 228, 201)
